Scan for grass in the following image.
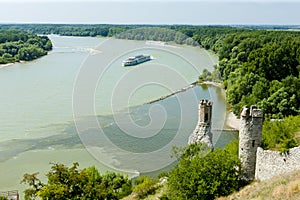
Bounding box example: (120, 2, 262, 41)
(122, 170, 300, 200)
(217, 170, 300, 200)
(122, 178, 167, 200)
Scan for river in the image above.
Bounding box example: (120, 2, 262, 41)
(0, 35, 237, 197)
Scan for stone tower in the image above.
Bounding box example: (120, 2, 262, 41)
(188, 99, 213, 148)
(239, 105, 263, 181)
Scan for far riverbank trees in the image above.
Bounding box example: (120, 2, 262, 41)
(0, 30, 52, 64)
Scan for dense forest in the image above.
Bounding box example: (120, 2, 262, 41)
(0, 30, 52, 64)
(1, 24, 299, 118)
(215, 31, 300, 118)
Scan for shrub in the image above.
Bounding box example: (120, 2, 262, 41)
(133, 176, 158, 199)
(157, 171, 169, 179)
(21, 163, 132, 200)
(262, 115, 300, 152)
(167, 142, 242, 200)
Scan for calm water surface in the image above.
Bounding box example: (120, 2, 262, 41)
(0, 35, 235, 197)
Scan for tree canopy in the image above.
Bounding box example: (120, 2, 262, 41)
(0, 30, 52, 64)
(21, 163, 132, 200)
(215, 31, 300, 118)
(262, 115, 300, 152)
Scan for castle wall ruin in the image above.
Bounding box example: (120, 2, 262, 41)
(255, 146, 300, 181)
(239, 105, 300, 181)
(191, 101, 300, 181)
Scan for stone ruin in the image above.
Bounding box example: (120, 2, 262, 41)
(190, 101, 300, 181)
(239, 105, 263, 181)
(188, 99, 213, 148)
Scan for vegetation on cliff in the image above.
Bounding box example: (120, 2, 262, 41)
(262, 115, 300, 152)
(0, 30, 52, 64)
(163, 141, 245, 200)
(217, 169, 300, 200)
(21, 163, 132, 200)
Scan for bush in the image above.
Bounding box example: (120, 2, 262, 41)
(262, 115, 300, 152)
(157, 171, 169, 179)
(159, 194, 169, 200)
(21, 163, 132, 200)
(167, 142, 242, 200)
(133, 176, 158, 199)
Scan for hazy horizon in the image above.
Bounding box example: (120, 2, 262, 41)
(0, 0, 300, 25)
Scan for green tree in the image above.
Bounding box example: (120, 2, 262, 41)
(18, 46, 47, 61)
(262, 115, 300, 152)
(167, 142, 242, 200)
(216, 30, 300, 117)
(21, 163, 132, 200)
(0, 30, 52, 64)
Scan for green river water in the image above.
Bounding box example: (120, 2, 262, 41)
(0, 35, 236, 198)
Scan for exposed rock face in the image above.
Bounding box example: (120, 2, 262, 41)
(239, 105, 263, 181)
(188, 100, 213, 148)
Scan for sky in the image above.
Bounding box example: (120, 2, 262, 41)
(0, 0, 300, 25)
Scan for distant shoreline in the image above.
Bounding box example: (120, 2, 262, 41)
(0, 63, 14, 68)
(0, 61, 24, 69)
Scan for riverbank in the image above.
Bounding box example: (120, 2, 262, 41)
(199, 81, 222, 88)
(0, 61, 26, 69)
(199, 81, 239, 130)
(0, 62, 16, 68)
(226, 111, 240, 130)
(200, 81, 240, 130)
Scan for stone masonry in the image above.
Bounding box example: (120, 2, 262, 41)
(238, 105, 300, 181)
(255, 146, 300, 181)
(239, 105, 263, 181)
(188, 100, 213, 148)
(190, 101, 300, 181)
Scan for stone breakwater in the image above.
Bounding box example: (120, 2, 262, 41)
(146, 81, 198, 104)
(255, 146, 300, 181)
